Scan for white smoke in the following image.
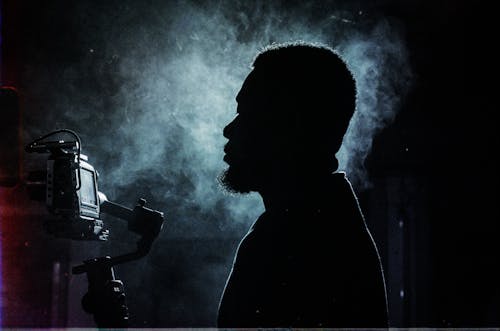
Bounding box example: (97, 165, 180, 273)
(336, 20, 412, 188)
(95, 2, 411, 234)
(19, 1, 412, 326)
(23, 2, 411, 237)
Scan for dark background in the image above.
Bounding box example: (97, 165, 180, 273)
(2, 0, 498, 328)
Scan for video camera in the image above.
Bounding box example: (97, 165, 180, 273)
(25, 129, 164, 245)
(25, 129, 165, 327)
(25, 129, 107, 240)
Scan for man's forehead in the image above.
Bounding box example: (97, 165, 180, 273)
(236, 70, 256, 103)
(236, 69, 270, 105)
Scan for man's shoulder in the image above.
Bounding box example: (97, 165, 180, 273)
(330, 171, 351, 191)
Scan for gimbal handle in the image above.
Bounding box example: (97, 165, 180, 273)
(72, 197, 165, 274)
(72, 198, 164, 328)
(79, 256, 129, 328)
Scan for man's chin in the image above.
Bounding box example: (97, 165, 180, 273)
(218, 166, 256, 194)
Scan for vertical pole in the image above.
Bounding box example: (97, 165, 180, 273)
(386, 176, 406, 326)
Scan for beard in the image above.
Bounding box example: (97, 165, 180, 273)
(218, 164, 258, 194)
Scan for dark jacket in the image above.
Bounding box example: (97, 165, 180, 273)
(217, 172, 388, 328)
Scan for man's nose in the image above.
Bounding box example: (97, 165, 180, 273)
(223, 118, 236, 139)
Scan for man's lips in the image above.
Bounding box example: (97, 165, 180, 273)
(223, 144, 235, 164)
(223, 144, 232, 154)
(223, 153, 243, 164)
(223, 151, 244, 165)
(223, 143, 249, 165)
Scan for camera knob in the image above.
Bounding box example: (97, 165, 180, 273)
(138, 198, 147, 207)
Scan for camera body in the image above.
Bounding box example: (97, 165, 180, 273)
(26, 129, 164, 247)
(27, 138, 107, 240)
(47, 151, 99, 219)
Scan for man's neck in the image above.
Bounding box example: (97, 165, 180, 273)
(259, 173, 335, 212)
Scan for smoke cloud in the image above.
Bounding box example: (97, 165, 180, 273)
(20, 0, 411, 326)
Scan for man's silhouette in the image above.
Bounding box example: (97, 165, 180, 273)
(218, 43, 388, 328)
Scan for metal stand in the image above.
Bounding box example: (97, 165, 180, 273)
(72, 198, 165, 328)
(80, 257, 129, 327)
